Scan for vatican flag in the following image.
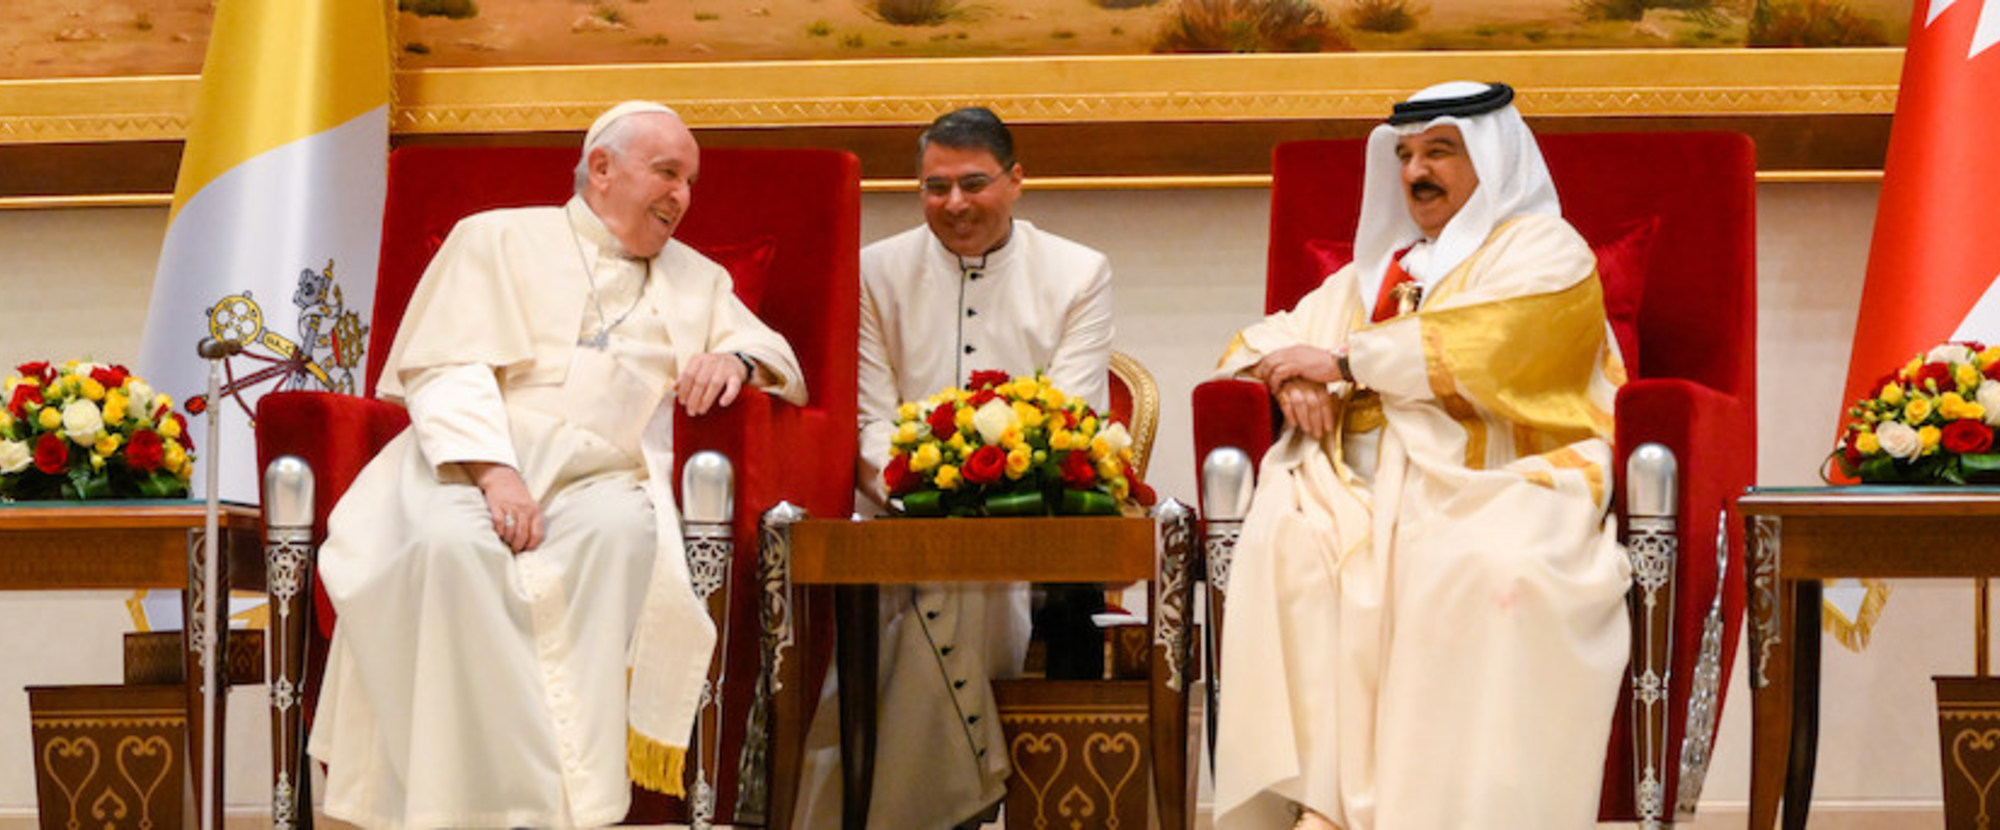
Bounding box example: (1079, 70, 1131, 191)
(137, 0, 390, 504)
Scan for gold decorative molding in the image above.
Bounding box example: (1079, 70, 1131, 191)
(1, 48, 1902, 146)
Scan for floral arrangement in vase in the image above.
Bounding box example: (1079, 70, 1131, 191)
(885, 369, 1153, 516)
(1, 361, 195, 501)
(1835, 341, 2000, 484)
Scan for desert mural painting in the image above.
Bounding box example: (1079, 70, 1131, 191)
(4, 0, 1908, 81)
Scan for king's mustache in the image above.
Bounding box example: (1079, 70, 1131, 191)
(1409, 180, 1445, 199)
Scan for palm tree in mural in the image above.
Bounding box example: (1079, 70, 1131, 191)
(1154, 0, 1353, 51)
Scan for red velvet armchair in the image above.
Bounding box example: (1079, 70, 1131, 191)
(1191, 132, 1756, 824)
(253, 144, 859, 828)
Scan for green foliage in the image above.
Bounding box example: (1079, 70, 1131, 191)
(398, 0, 478, 20)
(1343, 0, 1420, 33)
(1750, 0, 1886, 46)
(872, 0, 962, 25)
(1155, 0, 1352, 52)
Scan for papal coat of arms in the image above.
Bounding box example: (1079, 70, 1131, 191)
(186, 259, 368, 421)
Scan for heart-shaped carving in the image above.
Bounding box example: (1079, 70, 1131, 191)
(1009, 731, 1068, 827)
(1083, 732, 1142, 829)
(117, 735, 174, 830)
(1952, 727, 2000, 824)
(41, 736, 101, 830)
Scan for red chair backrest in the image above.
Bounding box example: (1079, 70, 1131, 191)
(1265, 132, 1756, 408)
(367, 144, 861, 418)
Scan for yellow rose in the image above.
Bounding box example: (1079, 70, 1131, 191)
(1038, 387, 1067, 409)
(1905, 395, 1934, 424)
(910, 442, 942, 472)
(1049, 429, 1074, 451)
(1856, 431, 1881, 455)
(164, 441, 188, 471)
(898, 402, 920, 421)
(1920, 425, 1942, 453)
(1880, 383, 1905, 406)
(1013, 378, 1041, 400)
(102, 391, 128, 426)
(1089, 435, 1114, 460)
(1000, 426, 1024, 450)
(934, 465, 962, 490)
(894, 421, 920, 444)
(93, 433, 120, 457)
(0, 410, 11, 432)
(1097, 458, 1123, 480)
(1903, 357, 1923, 380)
(1982, 346, 2000, 370)
(1006, 447, 1031, 479)
(37, 407, 62, 430)
(158, 415, 182, 440)
(1960, 364, 1984, 392)
(1011, 400, 1044, 429)
(1080, 416, 1099, 436)
(947, 432, 969, 456)
(79, 377, 106, 401)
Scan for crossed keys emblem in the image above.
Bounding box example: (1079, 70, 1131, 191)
(186, 260, 369, 422)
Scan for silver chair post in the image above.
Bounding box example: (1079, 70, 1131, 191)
(1625, 442, 1679, 829)
(680, 451, 734, 830)
(1198, 447, 1254, 774)
(262, 456, 315, 830)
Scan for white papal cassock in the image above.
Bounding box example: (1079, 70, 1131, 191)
(311, 198, 803, 830)
(1212, 213, 1631, 830)
(795, 219, 1113, 828)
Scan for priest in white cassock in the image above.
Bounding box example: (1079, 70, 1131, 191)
(1211, 82, 1632, 830)
(795, 107, 1115, 829)
(308, 101, 805, 830)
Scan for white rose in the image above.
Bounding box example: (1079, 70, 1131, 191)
(1929, 344, 1976, 367)
(1979, 382, 2000, 427)
(125, 380, 155, 410)
(1097, 421, 1134, 454)
(61, 399, 104, 445)
(0, 440, 29, 474)
(1876, 420, 1921, 460)
(971, 399, 1018, 444)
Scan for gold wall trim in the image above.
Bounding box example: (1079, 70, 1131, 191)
(0, 169, 1880, 210)
(2, 49, 1901, 145)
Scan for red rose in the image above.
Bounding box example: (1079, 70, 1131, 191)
(1123, 462, 1157, 506)
(127, 429, 166, 472)
(15, 362, 51, 385)
(967, 389, 998, 408)
(883, 453, 917, 495)
(1061, 410, 1077, 429)
(171, 413, 193, 450)
(90, 365, 130, 390)
(963, 445, 1006, 485)
(7, 383, 41, 418)
(1943, 419, 1995, 455)
(1841, 430, 1862, 467)
(967, 370, 1010, 391)
(1917, 361, 1953, 391)
(926, 402, 958, 438)
(33, 433, 66, 474)
(1060, 450, 1096, 489)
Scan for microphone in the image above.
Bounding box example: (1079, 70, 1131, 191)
(196, 338, 244, 360)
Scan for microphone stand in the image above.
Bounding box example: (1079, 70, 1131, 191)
(194, 338, 240, 830)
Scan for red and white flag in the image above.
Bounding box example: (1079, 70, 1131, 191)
(1831, 0, 2000, 648)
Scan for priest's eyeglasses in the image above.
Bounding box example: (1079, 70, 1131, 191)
(920, 173, 996, 197)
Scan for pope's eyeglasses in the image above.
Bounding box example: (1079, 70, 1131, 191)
(920, 173, 998, 197)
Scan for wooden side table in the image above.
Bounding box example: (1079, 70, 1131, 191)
(0, 500, 264, 830)
(1738, 487, 2000, 830)
(778, 511, 1195, 830)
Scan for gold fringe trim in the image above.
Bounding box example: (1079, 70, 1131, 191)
(627, 727, 688, 797)
(1824, 578, 1892, 652)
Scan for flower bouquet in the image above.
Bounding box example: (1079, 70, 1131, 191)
(885, 369, 1155, 516)
(1834, 342, 2000, 484)
(1, 361, 196, 501)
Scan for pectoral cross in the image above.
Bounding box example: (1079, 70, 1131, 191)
(579, 331, 611, 351)
(1391, 281, 1424, 317)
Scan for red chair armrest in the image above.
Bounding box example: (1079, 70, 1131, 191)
(1191, 378, 1277, 506)
(1599, 378, 1753, 819)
